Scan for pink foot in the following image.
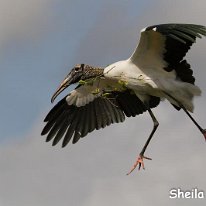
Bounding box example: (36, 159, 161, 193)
(126, 154, 152, 175)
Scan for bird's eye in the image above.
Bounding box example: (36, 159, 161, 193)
(74, 67, 80, 72)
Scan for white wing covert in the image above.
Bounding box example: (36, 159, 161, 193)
(130, 24, 206, 77)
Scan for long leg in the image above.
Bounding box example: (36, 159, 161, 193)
(181, 107, 206, 140)
(164, 92, 206, 141)
(127, 108, 159, 175)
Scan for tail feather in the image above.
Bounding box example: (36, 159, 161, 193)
(164, 81, 201, 112)
(157, 56, 201, 112)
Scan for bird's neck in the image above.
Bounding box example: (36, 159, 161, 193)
(81, 65, 104, 80)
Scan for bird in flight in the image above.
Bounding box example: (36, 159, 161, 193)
(42, 24, 206, 175)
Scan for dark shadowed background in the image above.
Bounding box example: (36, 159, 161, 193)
(0, 0, 205, 205)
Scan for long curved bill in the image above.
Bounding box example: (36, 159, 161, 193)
(51, 76, 71, 103)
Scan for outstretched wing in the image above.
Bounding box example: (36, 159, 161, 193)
(130, 24, 206, 83)
(41, 88, 160, 147)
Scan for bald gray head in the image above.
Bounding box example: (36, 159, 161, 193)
(51, 64, 103, 103)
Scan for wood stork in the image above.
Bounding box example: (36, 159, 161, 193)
(42, 24, 206, 174)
